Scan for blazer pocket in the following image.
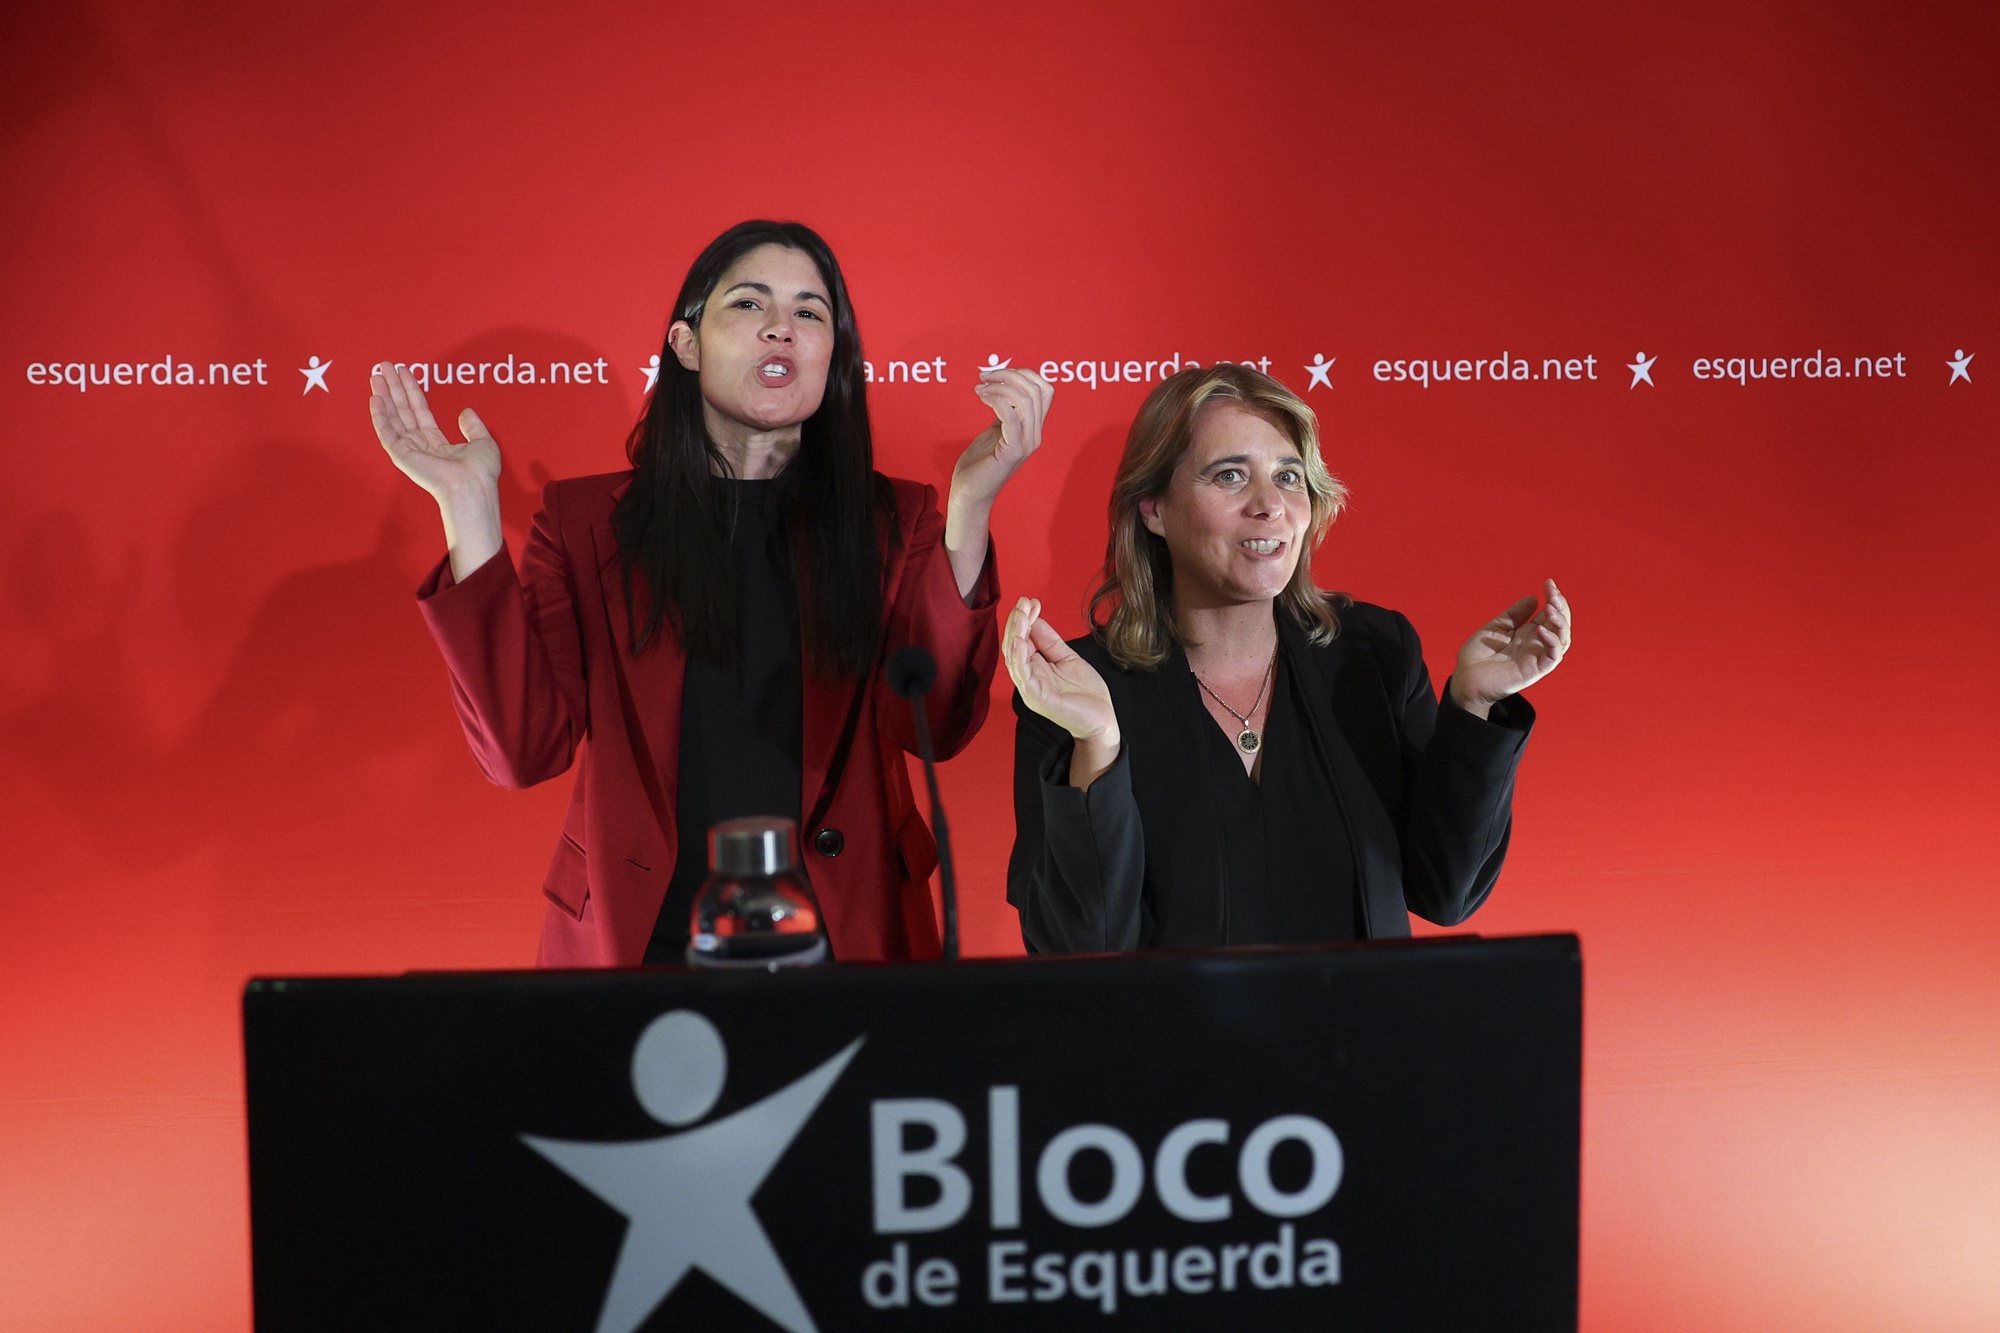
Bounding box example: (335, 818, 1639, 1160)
(894, 808, 938, 884)
(541, 834, 591, 921)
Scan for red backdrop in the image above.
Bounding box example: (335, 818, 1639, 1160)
(4, 2, 1997, 1327)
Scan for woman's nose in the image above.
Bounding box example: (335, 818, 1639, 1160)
(761, 312, 794, 342)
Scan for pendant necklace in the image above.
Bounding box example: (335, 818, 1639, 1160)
(1192, 641, 1277, 754)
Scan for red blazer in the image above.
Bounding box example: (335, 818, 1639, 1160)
(416, 471, 1000, 966)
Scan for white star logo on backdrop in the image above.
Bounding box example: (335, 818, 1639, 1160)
(300, 356, 331, 394)
(522, 1011, 861, 1333)
(1947, 349, 1974, 384)
(642, 354, 661, 392)
(979, 354, 1011, 374)
(1627, 353, 1656, 388)
(1304, 354, 1335, 390)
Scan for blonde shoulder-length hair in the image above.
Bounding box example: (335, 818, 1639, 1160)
(1089, 363, 1349, 671)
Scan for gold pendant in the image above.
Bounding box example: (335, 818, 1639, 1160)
(1237, 729, 1261, 753)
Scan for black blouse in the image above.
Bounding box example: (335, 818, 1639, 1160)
(645, 479, 804, 961)
(1190, 652, 1360, 944)
(1008, 599, 1533, 954)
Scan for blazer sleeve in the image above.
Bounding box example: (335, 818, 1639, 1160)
(1385, 610, 1533, 926)
(1005, 691, 1150, 954)
(414, 482, 589, 789)
(878, 482, 1001, 760)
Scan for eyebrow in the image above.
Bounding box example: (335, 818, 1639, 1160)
(719, 281, 831, 309)
(1200, 453, 1305, 472)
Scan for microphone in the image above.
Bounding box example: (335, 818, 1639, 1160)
(887, 645, 937, 700)
(888, 646, 959, 963)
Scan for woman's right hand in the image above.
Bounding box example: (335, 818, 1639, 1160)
(369, 363, 502, 502)
(1004, 597, 1122, 787)
(369, 363, 505, 580)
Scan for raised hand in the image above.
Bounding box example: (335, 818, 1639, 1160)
(1449, 579, 1573, 718)
(369, 363, 502, 503)
(944, 368, 1055, 600)
(952, 367, 1055, 514)
(1004, 597, 1124, 789)
(368, 363, 505, 580)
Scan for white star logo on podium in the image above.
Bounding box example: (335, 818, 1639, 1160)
(522, 1011, 861, 1333)
(1627, 353, 1656, 389)
(642, 354, 661, 392)
(980, 354, 1012, 374)
(1305, 354, 1335, 391)
(300, 356, 332, 394)
(1947, 349, 1974, 384)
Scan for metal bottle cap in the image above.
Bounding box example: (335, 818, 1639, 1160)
(708, 816, 797, 877)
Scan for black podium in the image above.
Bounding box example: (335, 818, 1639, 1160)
(244, 934, 1579, 1331)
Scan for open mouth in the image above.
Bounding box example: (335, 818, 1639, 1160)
(757, 357, 795, 384)
(1240, 538, 1286, 556)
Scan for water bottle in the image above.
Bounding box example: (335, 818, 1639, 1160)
(686, 815, 828, 968)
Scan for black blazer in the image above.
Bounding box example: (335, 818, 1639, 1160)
(1007, 599, 1533, 953)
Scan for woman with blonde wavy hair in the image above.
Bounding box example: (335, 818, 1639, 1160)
(1005, 363, 1571, 952)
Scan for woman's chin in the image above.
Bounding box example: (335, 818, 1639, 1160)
(1229, 561, 1300, 603)
(708, 416, 811, 450)
(707, 391, 826, 439)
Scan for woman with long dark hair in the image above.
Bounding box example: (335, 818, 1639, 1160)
(1004, 363, 1568, 952)
(371, 220, 1051, 965)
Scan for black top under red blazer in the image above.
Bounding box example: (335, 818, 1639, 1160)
(417, 470, 1000, 966)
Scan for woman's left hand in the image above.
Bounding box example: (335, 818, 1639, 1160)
(1448, 579, 1573, 719)
(950, 367, 1055, 514)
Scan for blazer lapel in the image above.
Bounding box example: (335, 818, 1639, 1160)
(1282, 614, 1406, 938)
(799, 660, 866, 835)
(798, 509, 898, 832)
(1112, 642, 1230, 945)
(589, 493, 683, 851)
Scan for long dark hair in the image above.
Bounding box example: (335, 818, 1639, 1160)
(613, 220, 895, 676)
